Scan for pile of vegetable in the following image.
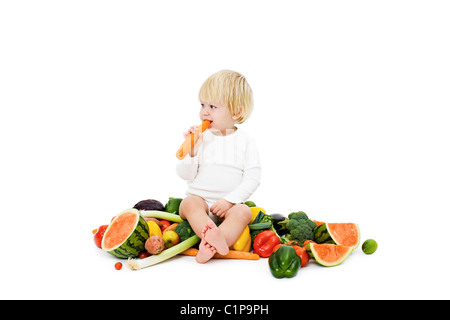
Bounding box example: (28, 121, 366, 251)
(93, 198, 377, 278)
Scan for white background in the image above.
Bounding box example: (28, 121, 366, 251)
(1, 1, 449, 300)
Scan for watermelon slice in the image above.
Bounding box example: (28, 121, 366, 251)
(306, 243, 353, 267)
(314, 223, 360, 248)
(102, 208, 149, 258)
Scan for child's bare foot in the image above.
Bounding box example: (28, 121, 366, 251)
(196, 239, 216, 264)
(202, 220, 229, 255)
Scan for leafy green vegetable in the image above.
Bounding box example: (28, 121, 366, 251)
(278, 211, 317, 244)
(250, 214, 287, 244)
(260, 214, 275, 225)
(174, 220, 196, 242)
(252, 210, 265, 224)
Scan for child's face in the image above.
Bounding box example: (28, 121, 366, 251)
(199, 100, 239, 135)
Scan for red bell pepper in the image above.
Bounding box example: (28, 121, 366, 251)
(253, 230, 280, 257)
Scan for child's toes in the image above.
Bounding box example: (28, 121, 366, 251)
(201, 225, 208, 237)
(206, 220, 216, 229)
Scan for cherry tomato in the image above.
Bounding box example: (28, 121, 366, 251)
(139, 252, 150, 259)
(115, 262, 122, 270)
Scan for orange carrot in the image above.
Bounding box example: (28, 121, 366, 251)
(180, 248, 199, 256)
(176, 120, 211, 160)
(180, 248, 260, 260)
(213, 250, 260, 260)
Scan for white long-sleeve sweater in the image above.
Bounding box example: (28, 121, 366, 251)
(176, 128, 261, 204)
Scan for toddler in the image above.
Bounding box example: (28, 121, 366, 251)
(176, 70, 261, 263)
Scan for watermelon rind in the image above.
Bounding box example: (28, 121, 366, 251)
(313, 223, 360, 249)
(306, 243, 353, 267)
(101, 208, 150, 259)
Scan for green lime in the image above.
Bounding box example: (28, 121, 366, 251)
(362, 239, 378, 254)
(244, 200, 256, 207)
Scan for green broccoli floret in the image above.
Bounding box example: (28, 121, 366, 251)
(288, 211, 309, 221)
(174, 220, 196, 242)
(282, 211, 317, 244)
(286, 218, 300, 230)
(306, 219, 317, 230)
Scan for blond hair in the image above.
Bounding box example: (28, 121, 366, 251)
(198, 70, 253, 124)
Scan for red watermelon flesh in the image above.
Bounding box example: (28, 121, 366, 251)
(306, 243, 353, 267)
(314, 223, 360, 248)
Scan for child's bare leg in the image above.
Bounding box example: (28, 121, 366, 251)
(217, 204, 252, 247)
(179, 195, 217, 263)
(179, 195, 211, 237)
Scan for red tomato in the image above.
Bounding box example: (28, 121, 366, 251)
(302, 240, 315, 247)
(139, 252, 150, 259)
(159, 220, 171, 232)
(115, 262, 122, 270)
(295, 245, 310, 268)
(273, 243, 310, 268)
(93, 225, 108, 248)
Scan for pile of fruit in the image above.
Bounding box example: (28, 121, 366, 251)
(93, 198, 377, 277)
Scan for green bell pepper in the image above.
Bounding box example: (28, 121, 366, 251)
(268, 245, 301, 278)
(165, 197, 183, 215)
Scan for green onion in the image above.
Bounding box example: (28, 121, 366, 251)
(128, 235, 200, 270)
(140, 210, 184, 223)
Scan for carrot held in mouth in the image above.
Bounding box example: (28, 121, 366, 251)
(176, 120, 210, 160)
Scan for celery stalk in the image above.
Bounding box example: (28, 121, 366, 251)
(140, 210, 184, 223)
(128, 235, 200, 270)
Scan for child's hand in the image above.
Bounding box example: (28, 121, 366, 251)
(210, 199, 233, 218)
(183, 125, 198, 139)
(183, 125, 203, 157)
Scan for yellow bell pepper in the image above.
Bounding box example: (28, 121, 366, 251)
(147, 221, 162, 237)
(231, 225, 251, 252)
(249, 207, 266, 224)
